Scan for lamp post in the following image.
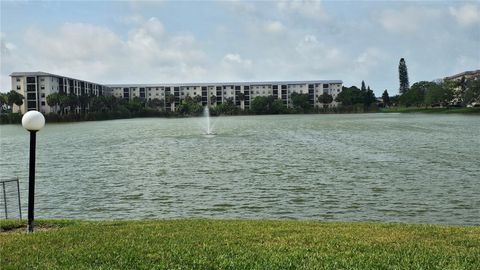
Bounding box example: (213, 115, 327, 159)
(22, 111, 45, 233)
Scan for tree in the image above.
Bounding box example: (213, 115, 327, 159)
(46, 93, 61, 113)
(210, 95, 216, 105)
(65, 94, 79, 114)
(147, 98, 164, 110)
(290, 92, 311, 112)
(270, 99, 287, 114)
(318, 93, 333, 108)
(361, 81, 367, 92)
(424, 82, 453, 107)
(6, 90, 24, 111)
(237, 93, 245, 100)
(465, 78, 480, 105)
(0, 92, 7, 112)
(399, 58, 410, 94)
(335, 86, 364, 106)
(165, 93, 175, 111)
(382, 90, 390, 106)
(193, 95, 202, 103)
(251, 96, 274, 114)
(364, 87, 376, 107)
(78, 94, 90, 114)
(399, 81, 431, 107)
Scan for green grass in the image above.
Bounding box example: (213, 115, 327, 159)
(380, 107, 480, 114)
(1, 219, 479, 269)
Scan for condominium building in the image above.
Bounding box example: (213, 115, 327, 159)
(10, 72, 111, 114)
(108, 80, 343, 111)
(11, 71, 343, 113)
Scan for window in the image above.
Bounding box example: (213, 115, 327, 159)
(27, 77, 36, 83)
(40, 86, 45, 90)
(40, 78, 44, 82)
(41, 101, 45, 106)
(41, 93, 45, 98)
(16, 78, 21, 82)
(323, 84, 329, 88)
(16, 85, 20, 90)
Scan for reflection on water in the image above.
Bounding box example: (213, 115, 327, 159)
(1, 113, 479, 225)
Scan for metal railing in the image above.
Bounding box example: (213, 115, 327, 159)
(0, 177, 22, 219)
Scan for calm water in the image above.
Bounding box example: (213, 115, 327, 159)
(0, 114, 479, 225)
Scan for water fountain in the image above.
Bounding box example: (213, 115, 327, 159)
(203, 106, 216, 136)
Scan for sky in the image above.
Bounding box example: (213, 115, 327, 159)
(1, 0, 479, 96)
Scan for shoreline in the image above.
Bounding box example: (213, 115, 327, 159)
(1, 107, 479, 125)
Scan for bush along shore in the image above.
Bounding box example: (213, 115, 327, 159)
(0, 105, 379, 124)
(1, 219, 479, 269)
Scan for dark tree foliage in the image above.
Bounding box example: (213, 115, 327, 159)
(364, 88, 376, 107)
(318, 93, 333, 105)
(6, 90, 24, 108)
(290, 93, 311, 112)
(465, 78, 480, 105)
(399, 58, 410, 94)
(335, 86, 364, 106)
(250, 96, 286, 114)
(399, 81, 432, 107)
(336, 85, 377, 108)
(382, 90, 390, 106)
(424, 82, 453, 107)
(361, 81, 367, 92)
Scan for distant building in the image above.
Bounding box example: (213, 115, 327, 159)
(444, 69, 480, 105)
(11, 71, 343, 114)
(107, 80, 343, 112)
(444, 70, 480, 82)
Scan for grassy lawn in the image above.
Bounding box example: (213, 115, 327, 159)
(1, 219, 479, 269)
(380, 107, 480, 114)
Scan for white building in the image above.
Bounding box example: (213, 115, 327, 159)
(10, 72, 110, 114)
(108, 80, 343, 111)
(11, 71, 343, 113)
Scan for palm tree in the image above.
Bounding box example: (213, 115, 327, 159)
(210, 95, 216, 105)
(78, 94, 90, 114)
(193, 95, 202, 104)
(46, 93, 61, 113)
(65, 94, 79, 114)
(165, 93, 176, 111)
(0, 92, 7, 112)
(6, 90, 24, 112)
(236, 93, 245, 110)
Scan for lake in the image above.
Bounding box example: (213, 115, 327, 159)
(0, 113, 479, 225)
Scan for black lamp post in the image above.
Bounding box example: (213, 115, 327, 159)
(21, 110, 45, 233)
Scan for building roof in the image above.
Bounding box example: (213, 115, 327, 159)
(9, 71, 108, 86)
(106, 80, 343, 88)
(10, 71, 342, 88)
(444, 69, 480, 81)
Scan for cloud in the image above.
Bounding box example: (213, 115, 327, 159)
(277, 0, 328, 21)
(449, 4, 480, 26)
(26, 23, 121, 62)
(379, 6, 441, 34)
(5, 18, 210, 85)
(263, 21, 286, 34)
(222, 53, 252, 67)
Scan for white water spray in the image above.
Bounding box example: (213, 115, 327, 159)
(203, 106, 216, 135)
